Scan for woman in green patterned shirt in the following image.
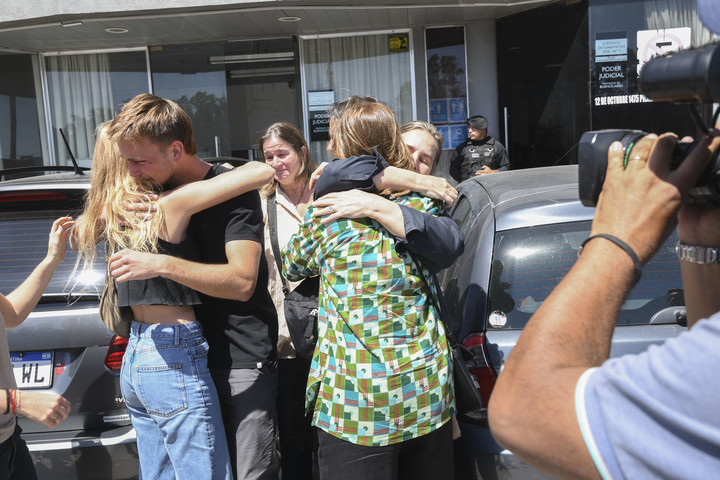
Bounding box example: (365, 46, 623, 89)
(282, 101, 455, 480)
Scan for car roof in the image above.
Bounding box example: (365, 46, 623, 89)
(0, 171, 91, 190)
(457, 164, 595, 231)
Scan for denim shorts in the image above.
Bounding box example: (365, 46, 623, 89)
(121, 321, 232, 480)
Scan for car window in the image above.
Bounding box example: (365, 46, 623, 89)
(486, 220, 681, 329)
(0, 209, 105, 299)
(452, 195, 475, 238)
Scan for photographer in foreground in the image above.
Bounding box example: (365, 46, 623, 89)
(489, 127, 720, 479)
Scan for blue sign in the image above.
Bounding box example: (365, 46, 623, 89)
(436, 126, 450, 149)
(448, 98, 467, 123)
(449, 124, 467, 149)
(430, 99, 448, 123)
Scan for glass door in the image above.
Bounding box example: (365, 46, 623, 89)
(43, 49, 150, 167)
(151, 38, 299, 160)
(301, 31, 415, 163)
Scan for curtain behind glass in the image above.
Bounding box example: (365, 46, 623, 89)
(644, 0, 714, 46)
(303, 33, 413, 162)
(46, 54, 114, 167)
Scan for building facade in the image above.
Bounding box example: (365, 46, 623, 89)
(0, 0, 714, 178)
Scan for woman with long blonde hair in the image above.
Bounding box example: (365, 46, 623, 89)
(73, 122, 274, 480)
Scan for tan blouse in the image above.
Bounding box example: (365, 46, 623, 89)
(261, 187, 311, 359)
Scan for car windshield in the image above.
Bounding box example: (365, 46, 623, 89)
(0, 210, 104, 299)
(487, 220, 681, 329)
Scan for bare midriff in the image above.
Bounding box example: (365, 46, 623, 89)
(129, 304, 196, 324)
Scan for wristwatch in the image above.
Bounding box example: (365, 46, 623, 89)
(675, 242, 720, 264)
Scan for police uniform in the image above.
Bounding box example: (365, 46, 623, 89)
(449, 135, 511, 182)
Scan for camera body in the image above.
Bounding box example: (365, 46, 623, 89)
(579, 42, 720, 206)
(578, 129, 720, 206)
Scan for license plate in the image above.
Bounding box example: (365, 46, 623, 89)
(10, 351, 53, 389)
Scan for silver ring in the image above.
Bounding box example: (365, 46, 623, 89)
(328, 206, 334, 213)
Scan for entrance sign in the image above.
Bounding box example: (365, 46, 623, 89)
(308, 90, 334, 141)
(637, 27, 691, 75)
(594, 32, 628, 95)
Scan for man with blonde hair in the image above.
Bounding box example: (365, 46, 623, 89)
(107, 93, 280, 480)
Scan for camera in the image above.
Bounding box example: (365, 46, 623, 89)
(578, 42, 720, 207)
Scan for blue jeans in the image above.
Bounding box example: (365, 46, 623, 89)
(121, 321, 232, 480)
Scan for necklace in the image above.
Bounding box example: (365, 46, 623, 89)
(285, 182, 308, 206)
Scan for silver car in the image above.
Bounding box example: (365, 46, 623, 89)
(0, 168, 139, 479)
(441, 165, 687, 479)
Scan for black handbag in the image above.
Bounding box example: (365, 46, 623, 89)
(410, 253, 485, 421)
(267, 194, 319, 360)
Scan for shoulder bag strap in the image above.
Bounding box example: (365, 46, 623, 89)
(409, 252, 459, 347)
(266, 193, 290, 295)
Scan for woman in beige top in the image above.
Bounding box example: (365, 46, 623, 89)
(259, 122, 317, 480)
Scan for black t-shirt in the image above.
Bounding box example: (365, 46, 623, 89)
(187, 164, 278, 369)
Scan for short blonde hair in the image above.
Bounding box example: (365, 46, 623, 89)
(400, 121, 444, 171)
(107, 93, 197, 155)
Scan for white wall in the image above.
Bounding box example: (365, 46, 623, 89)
(465, 19, 501, 143)
(431, 20, 499, 185)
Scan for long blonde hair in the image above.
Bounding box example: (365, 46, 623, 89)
(74, 122, 164, 273)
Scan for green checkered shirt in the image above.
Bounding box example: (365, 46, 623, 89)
(282, 192, 454, 446)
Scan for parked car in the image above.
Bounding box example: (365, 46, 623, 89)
(0, 157, 247, 479)
(441, 165, 687, 480)
(0, 167, 139, 479)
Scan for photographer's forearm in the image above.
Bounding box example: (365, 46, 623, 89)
(510, 238, 635, 370)
(680, 262, 720, 328)
(489, 238, 635, 479)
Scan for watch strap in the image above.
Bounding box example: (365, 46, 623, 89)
(676, 242, 720, 264)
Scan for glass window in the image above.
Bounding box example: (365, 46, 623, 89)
(45, 50, 149, 167)
(425, 26, 468, 151)
(496, 2, 588, 169)
(589, 0, 714, 137)
(301, 32, 414, 163)
(488, 221, 682, 329)
(0, 194, 103, 301)
(0, 54, 44, 170)
(151, 39, 298, 160)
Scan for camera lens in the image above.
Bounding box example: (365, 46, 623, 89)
(578, 129, 720, 207)
(578, 130, 646, 206)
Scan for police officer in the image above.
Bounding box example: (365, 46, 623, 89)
(449, 115, 510, 182)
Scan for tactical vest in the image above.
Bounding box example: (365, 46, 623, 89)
(459, 137, 498, 180)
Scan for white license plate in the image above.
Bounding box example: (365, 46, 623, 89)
(10, 351, 53, 389)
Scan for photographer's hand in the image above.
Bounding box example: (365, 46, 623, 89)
(489, 130, 719, 479)
(591, 132, 716, 264)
